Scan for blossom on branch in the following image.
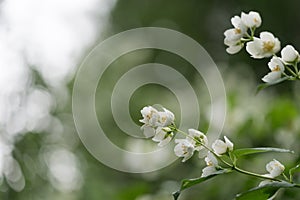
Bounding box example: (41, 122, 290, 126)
(152, 127, 174, 147)
(201, 152, 218, 177)
(212, 136, 234, 155)
(241, 11, 262, 28)
(187, 129, 208, 158)
(174, 139, 195, 162)
(262, 57, 285, 83)
(281, 45, 300, 64)
(246, 32, 280, 59)
(224, 15, 247, 54)
(266, 159, 285, 178)
(139, 105, 175, 138)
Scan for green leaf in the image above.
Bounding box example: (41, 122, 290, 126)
(289, 164, 300, 181)
(236, 181, 296, 200)
(173, 169, 231, 200)
(256, 77, 290, 94)
(233, 147, 294, 158)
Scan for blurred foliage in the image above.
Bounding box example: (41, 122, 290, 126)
(2, 0, 300, 200)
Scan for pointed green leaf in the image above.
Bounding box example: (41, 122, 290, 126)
(289, 164, 300, 181)
(256, 77, 290, 94)
(236, 181, 296, 200)
(173, 169, 231, 200)
(233, 147, 293, 158)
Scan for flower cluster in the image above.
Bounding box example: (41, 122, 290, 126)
(174, 129, 208, 162)
(259, 159, 285, 186)
(140, 106, 234, 177)
(139, 105, 175, 146)
(139, 105, 298, 200)
(224, 11, 300, 84)
(200, 136, 234, 177)
(224, 11, 261, 54)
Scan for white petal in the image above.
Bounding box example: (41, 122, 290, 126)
(231, 16, 242, 28)
(158, 134, 173, 147)
(241, 11, 262, 28)
(224, 136, 234, 151)
(268, 57, 285, 72)
(273, 38, 281, 54)
(152, 127, 166, 142)
(174, 139, 194, 162)
(226, 44, 243, 54)
(259, 179, 272, 187)
(201, 166, 217, 177)
(153, 127, 173, 147)
(181, 152, 194, 162)
(205, 151, 218, 166)
(224, 37, 239, 46)
(281, 45, 299, 63)
(266, 159, 285, 178)
(249, 11, 262, 27)
(262, 71, 281, 83)
(246, 39, 264, 59)
(231, 16, 247, 32)
(260, 32, 275, 41)
(142, 125, 155, 138)
(212, 139, 227, 155)
(157, 108, 175, 127)
(198, 149, 208, 159)
(187, 129, 208, 148)
(224, 28, 243, 42)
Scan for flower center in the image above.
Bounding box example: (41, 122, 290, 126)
(263, 41, 275, 52)
(272, 65, 281, 72)
(207, 160, 213, 166)
(161, 116, 167, 123)
(234, 28, 241, 34)
(146, 110, 156, 119)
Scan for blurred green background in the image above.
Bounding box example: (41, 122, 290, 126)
(1, 0, 300, 199)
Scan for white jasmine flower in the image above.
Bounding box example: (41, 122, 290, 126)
(262, 72, 282, 83)
(201, 152, 219, 177)
(246, 32, 280, 59)
(262, 57, 285, 83)
(212, 140, 227, 155)
(201, 166, 217, 177)
(140, 106, 160, 127)
(212, 136, 234, 155)
(224, 16, 247, 41)
(266, 159, 285, 178)
(281, 45, 300, 63)
(225, 43, 244, 54)
(152, 127, 173, 147)
(204, 152, 218, 167)
(241, 11, 262, 28)
(174, 139, 194, 162)
(139, 106, 175, 138)
(139, 106, 159, 137)
(187, 129, 208, 158)
(224, 16, 247, 54)
(187, 129, 208, 149)
(157, 108, 175, 127)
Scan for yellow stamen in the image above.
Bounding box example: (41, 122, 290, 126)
(272, 65, 281, 72)
(234, 28, 241, 34)
(263, 41, 275, 52)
